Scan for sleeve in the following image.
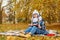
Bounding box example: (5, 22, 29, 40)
(38, 16, 42, 21)
(38, 16, 42, 25)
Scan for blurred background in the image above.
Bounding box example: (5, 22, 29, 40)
(0, 0, 60, 24)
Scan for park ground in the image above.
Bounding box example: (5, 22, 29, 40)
(0, 23, 60, 40)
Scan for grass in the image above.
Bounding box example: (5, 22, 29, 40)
(0, 23, 60, 40)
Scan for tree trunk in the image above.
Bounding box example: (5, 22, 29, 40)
(0, 3, 2, 24)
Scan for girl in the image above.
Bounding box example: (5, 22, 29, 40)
(20, 10, 48, 38)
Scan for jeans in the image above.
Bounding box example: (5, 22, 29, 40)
(35, 28, 48, 35)
(24, 26, 37, 35)
(24, 26, 48, 35)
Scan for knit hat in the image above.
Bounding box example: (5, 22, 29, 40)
(32, 10, 40, 16)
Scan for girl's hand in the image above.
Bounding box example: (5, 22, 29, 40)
(38, 25, 41, 28)
(29, 24, 33, 26)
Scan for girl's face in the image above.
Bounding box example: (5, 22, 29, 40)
(33, 14, 38, 18)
